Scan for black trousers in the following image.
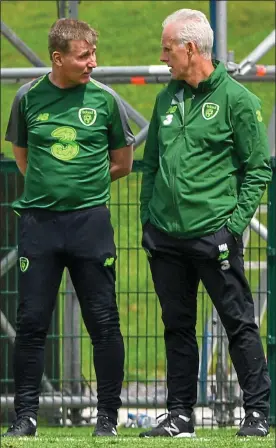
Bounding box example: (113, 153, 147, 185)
(142, 221, 271, 418)
(15, 205, 124, 424)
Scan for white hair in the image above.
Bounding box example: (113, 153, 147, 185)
(162, 9, 214, 60)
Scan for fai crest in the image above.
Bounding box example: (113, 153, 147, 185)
(19, 257, 29, 272)
(78, 108, 97, 126)
(202, 102, 219, 120)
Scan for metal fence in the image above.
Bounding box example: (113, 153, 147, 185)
(1, 0, 275, 430)
(1, 157, 275, 428)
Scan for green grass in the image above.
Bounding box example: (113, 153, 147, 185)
(0, 1, 274, 381)
(0, 427, 275, 448)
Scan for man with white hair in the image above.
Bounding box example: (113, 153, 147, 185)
(140, 9, 271, 438)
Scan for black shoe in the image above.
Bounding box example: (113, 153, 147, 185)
(93, 415, 118, 437)
(236, 411, 269, 437)
(139, 410, 195, 438)
(1, 416, 37, 437)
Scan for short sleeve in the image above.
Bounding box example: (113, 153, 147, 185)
(107, 93, 135, 150)
(5, 84, 29, 148)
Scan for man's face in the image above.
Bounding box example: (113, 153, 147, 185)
(57, 39, 97, 86)
(160, 23, 190, 80)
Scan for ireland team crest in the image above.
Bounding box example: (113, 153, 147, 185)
(19, 257, 29, 272)
(202, 102, 220, 120)
(78, 108, 97, 126)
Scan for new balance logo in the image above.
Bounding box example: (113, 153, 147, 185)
(218, 243, 228, 252)
(164, 423, 180, 436)
(36, 113, 49, 121)
(104, 257, 115, 267)
(166, 105, 177, 114)
(258, 423, 268, 435)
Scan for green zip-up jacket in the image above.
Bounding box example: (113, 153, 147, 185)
(140, 61, 272, 238)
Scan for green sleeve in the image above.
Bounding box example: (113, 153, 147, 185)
(140, 98, 160, 226)
(5, 91, 28, 148)
(226, 93, 272, 236)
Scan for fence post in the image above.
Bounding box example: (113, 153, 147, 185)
(267, 155, 276, 425)
(63, 271, 82, 424)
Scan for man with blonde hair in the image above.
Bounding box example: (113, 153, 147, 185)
(2, 18, 134, 438)
(140, 8, 271, 438)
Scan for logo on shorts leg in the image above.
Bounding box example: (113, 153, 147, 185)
(104, 257, 115, 267)
(218, 244, 230, 270)
(19, 257, 29, 272)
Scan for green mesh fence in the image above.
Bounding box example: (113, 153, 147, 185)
(0, 158, 274, 427)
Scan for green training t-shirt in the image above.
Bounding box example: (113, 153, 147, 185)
(5, 74, 134, 211)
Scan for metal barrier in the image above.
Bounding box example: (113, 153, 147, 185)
(0, 158, 274, 427)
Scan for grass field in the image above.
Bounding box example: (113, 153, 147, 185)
(0, 1, 274, 383)
(0, 427, 275, 448)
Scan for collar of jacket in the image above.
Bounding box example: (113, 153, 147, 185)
(167, 59, 227, 96)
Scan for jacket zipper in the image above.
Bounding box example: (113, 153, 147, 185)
(168, 90, 185, 232)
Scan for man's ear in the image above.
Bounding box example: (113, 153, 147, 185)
(52, 51, 63, 67)
(185, 42, 191, 56)
(189, 42, 198, 56)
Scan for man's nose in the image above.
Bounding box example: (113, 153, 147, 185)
(160, 51, 167, 63)
(88, 56, 97, 68)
